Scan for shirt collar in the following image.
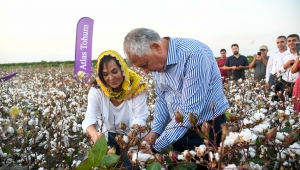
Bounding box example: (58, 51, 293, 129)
(165, 38, 178, 68)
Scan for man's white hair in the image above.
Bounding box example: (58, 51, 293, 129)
(123, 28, 161, 57)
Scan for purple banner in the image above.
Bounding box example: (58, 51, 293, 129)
(74, 17, 94, 82)
(0, 72, 17, 82)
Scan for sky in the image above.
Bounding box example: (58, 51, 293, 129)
(0, 0, 300, 64)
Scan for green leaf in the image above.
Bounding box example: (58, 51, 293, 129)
(91, 135, 107, 166)
(293, 132, 299, 142)
(257, 104, 262, 110)
(250, 157, 268, 165)
(76, 136, 108, 170)
(282, 126, 292, 133)
(76, 158, 93, 170)
(63, 156, 72, 165)
(87, 146, 95, 165)
(2, 145, 12, 154)
(146, 162, 162, 170)
(255, 138, 261, 149)
(225, 112, 232, 121)
(267, 147, 275, 156)
(100, 155, 120, 168)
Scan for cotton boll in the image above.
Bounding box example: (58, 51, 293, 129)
(72, 126, 77, 132)
(249, 162, 262, 170)
(284, 110, 291, 115)
(199, 145, 206, 153)
(243, 118, 253, 125)
(123, 136, 129, 143)
(276, 132, 288, 141)
(189, 150, 196, 157)
(250, 133, 257, 144)
(224, 164, 237, 170)
(277, 151, 287, 159)
(289, 142, 300, 156)
(7, 126, 14, 134)
(239, 129, 252, 142)
(131, 151, 153, 163)
(28, 119, 35, 126)
(222, 132, 239, 147)
(215, 153, 220, 161)
(251, 112, 265, 122)
(289, 119, 295, 125)
(177, 154, 184, 160)
(248, 147, 256, 158)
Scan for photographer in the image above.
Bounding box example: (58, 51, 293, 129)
(249, 45, 269, 81)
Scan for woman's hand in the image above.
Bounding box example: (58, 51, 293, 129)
(127, 129, 138, 138)
(86, 125, 102, 143)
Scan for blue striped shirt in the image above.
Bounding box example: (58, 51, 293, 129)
(152, 38, 229, 152)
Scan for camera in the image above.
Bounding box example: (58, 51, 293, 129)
(257, 52, 261, 56)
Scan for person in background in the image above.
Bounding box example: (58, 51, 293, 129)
(290, 48, 300, 114)
(279, 34, 300, 98)
(82, 50, 148, 169)
(265, 36, 288, 91)
(223, 44, 249, 80)
(123, 28, 229, 170)
(217, 49, 228, 82)
(249, 45, 269, 81)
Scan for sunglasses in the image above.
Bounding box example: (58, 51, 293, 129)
(260, 49, 267, 51)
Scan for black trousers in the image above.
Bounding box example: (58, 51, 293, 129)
(272, 78, 294, 101)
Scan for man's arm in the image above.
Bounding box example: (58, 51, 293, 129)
(223, 57, 236, 70)
(261, 57, 268, 66)
(291, 56, 300, 73)
(241, 56, 250, 69)
(151, 82, 170, 136)
(152, 51, 213, 152)
(249, 55, 257, 68)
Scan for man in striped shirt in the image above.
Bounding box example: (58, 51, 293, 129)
(123, 28, 229, 155)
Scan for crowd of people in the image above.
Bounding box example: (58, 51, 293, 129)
(81, 28, 299, 169)
(217, 34, 300, 113)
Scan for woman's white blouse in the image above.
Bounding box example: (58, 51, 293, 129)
(82, 87, 148, 134)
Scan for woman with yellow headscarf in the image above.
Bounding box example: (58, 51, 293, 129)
(82, 50, 148, 169)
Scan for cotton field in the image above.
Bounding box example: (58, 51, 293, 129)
(0, 67, 299, 170)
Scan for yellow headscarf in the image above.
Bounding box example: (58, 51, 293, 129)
(96, 50, 147, 100)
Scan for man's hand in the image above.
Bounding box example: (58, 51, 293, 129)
(143, 132, 159, 145)
(232, 66, 237, 70)
(236, 65, 243, 70)
(253, 54, 257, 61)
(256, 55, 262, 60)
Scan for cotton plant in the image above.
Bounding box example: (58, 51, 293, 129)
(1, 67, 300, 169)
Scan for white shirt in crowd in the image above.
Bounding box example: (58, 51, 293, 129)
(265, 49, 289, 82)
(280, 51, 299, 83)
(82, 87, 148, 134)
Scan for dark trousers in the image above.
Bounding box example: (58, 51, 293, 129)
(280, 79, 294, 98)
(272, 77, 294, 101)
(108, 132, 140, 170)
(268, 74, 276, 89)
(172, 114, 226, 169)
